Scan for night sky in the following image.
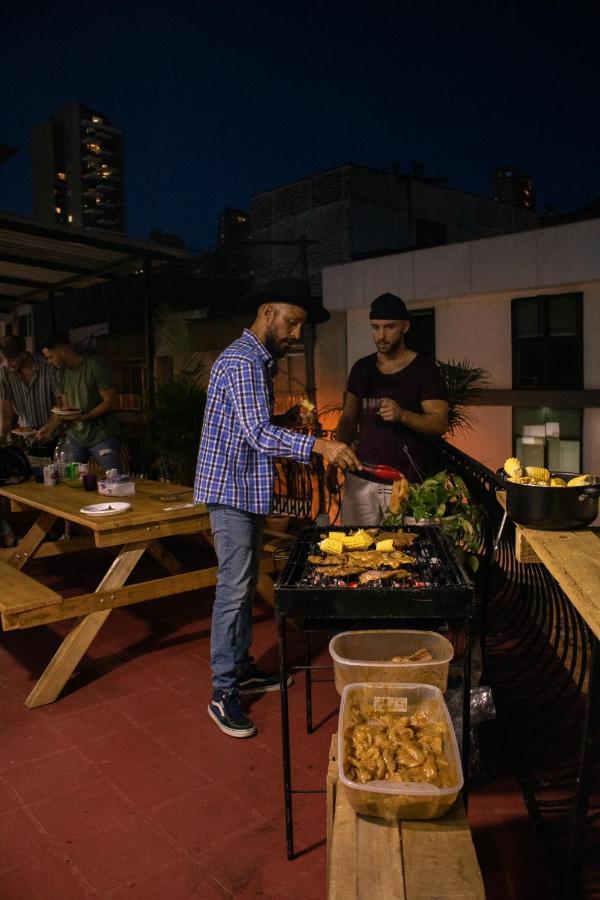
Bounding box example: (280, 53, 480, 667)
(2, 0, 599, 250)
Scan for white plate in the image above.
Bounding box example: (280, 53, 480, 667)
(51, 407, 82, 418)
(79, 502, 132, 517)
(11, 428, 37, 436)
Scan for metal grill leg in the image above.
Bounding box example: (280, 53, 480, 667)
(304, 632, 313, 734)
(563, 633, 599, 898)
(462, 617, 472, 810)
(278, 614, 295, 859)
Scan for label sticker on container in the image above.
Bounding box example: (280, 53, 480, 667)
(373, 696, 408, 713)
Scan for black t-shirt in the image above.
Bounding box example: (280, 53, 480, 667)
(346, 353, 448, 482)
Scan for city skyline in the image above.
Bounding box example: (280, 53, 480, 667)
(1, 0, 599, 249)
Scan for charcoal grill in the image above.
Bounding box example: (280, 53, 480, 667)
(276, 524, 474, 621)
(274, 524, 476, 859)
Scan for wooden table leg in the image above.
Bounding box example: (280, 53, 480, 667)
(147, 540, 183, 574)
(8, 511, 57, 570)
(25, 541, 149, 709)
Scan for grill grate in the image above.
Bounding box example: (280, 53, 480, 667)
(275, 525, 474, 620)
(279, 525, 469, 591)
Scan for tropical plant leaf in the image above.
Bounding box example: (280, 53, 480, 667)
(437, 358, 490, 434)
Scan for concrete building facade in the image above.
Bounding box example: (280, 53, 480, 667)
(320, 218, 600, 487)
(251, 163, 539, 293)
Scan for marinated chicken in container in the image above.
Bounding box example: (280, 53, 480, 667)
(390, 648, 434, 663)
(343, 698, 454, 787)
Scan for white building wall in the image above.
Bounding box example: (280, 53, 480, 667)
(323, 219, 600, 481)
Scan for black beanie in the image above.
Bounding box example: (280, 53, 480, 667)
(369, 293, 410, 320)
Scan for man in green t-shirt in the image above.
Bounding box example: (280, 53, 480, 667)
(37, 332, 124, 473)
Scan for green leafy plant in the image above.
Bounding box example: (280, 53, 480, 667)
(437, 358, 490, 434)
(140, 305, 207, 486)
(383, 470, 483, 571)
(142, 378, 206, 486)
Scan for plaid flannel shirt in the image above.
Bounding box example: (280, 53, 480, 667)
(193, 329, 315, 514)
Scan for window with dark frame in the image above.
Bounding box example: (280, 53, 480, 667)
(511, 292, 584, 472)
(405, 308, 436, 357)
(512, 292, 583, 390)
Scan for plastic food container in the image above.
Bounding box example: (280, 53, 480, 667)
(338, 682, 463, 820)
(329, 630, 454, 695)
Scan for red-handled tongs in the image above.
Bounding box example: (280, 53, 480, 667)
(360, 462, 406, 482)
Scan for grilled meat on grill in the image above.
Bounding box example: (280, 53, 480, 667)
(375, 531, 417, 548)
(308, 553, 348, 566)
(318, 564, 370, 577)
(358, 568, 412, 584)
(346, 550, 414, 567)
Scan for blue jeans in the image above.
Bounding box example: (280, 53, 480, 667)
(208, 504, 264, 693)
(66, 434, 124, 473)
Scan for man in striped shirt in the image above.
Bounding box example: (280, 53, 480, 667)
(0, 334, 58, 547)
(0, 335, 57, 441)
(195, 279, 361, 738)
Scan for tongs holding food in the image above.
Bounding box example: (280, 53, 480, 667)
(360, 462, 407, 482)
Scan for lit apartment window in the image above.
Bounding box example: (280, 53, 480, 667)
(513, 407, 582, 474)
(67, 214, 73, 223)
(55, 206, 62, 214)
(512, 293, 584, 472)
(56, 172, 66, 181)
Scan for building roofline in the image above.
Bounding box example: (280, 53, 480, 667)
(0, 211, 187, 261)
(251, 161, 538, 215)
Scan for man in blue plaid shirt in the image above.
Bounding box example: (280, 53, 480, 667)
(195, 279, 361, 738)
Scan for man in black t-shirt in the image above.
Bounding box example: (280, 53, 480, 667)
(327, 293, 449, 525)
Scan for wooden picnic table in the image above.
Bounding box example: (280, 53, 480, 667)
(0, 478, 215, 708)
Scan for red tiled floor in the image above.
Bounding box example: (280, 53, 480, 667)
(105, 752, 212, 809)
(0, 858, 96, 899)
(0, 545, 558, 899)
(66, 814, 186, 894)
(109, 862, 229, 899)
(1, 747, 103, 805)
(147, 784, 263, 855)
(28, 782, 135, 843)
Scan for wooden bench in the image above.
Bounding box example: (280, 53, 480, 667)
(0, 560, 63, 630)
(327, 736, 485, 899)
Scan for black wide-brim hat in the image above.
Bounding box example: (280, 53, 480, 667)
(245, 278, 331, 325)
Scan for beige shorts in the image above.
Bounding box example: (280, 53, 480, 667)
(341, 472, 392, 527)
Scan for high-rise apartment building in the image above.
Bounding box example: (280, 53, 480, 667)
(493, 166, 535, 210)
(216, 207, 251, 277)
(32, 104, 125, 232)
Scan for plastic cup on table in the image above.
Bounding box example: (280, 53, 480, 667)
(82, 473, 97, 492)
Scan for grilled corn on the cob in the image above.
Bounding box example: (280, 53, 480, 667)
(567, 474, 594, 487)
(504, 457, 523, 477)
(524, 466, 550, 482)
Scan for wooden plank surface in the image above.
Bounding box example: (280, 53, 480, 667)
(0, 480, 206, 534)
(497, 493, 600, 641)
(0, 561, 62, 619)
(402, 808, 485, 899)
(25, 543, 148, 708)
(7, 567, 218, 629)
(327, 735, 485, 900)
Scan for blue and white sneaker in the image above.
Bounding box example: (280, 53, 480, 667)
(207, 689, 256, 738)
(238, 665, 293, 694)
